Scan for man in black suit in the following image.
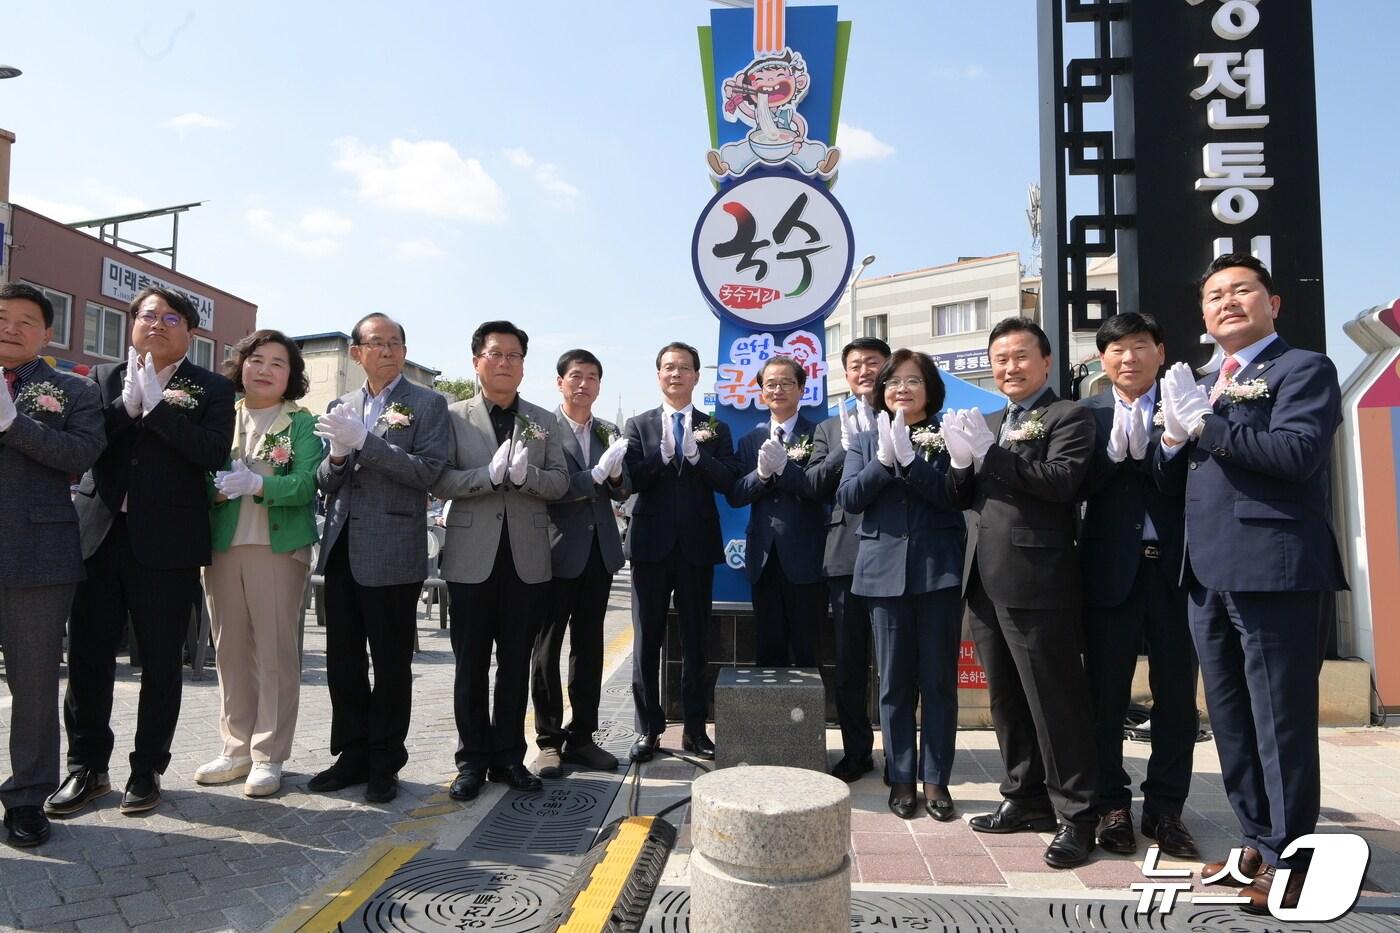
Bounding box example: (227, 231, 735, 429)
(1078, 313, 1199, 860)
(623, 342, 739, 762)
(943, 317, 1098, 868)
(807, 337, 889, 781)
(49, 287, 234, 816)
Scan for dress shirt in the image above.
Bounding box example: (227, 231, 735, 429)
(561, 410, 594, 462)
(360, 374, 404, 429)
(485, 394, 519, 446)
(2, 357, 42, 396)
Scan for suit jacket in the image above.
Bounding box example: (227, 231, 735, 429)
(836, 422, 969, 599)
(1077, 390, 1185, 609)
(1155, 336, 1347, 593)
(0, 360, 106, 587)
(961, 389, 1096, 609)
(726, 415, 827, 584)
(316, 378, 449, 587)
(807, 413, 861, 577)
(432, 394, 568, 585)
(547, 410, 631, 579)
(623, 406, 740, 566)
(75, 358, 234, 568)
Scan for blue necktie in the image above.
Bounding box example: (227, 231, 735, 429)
(672, 412, 685, 471)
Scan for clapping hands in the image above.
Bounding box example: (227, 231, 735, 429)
(591, 436, 629, 484)
(314, 403, 368, 458)
(215, 459, 263, 499)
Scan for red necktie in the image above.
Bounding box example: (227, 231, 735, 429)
(3, 369, 17, 400)
(1209, 356, 1241, 403)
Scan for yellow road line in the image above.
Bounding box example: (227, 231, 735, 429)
(557, 817, 653, 932)
(277, 842, 424, 933)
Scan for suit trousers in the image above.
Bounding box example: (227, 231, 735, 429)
(751, 549, 822, 667)
(0, 583, 73, 808)
(868, 587, 961, 785)
(631, 552, 713, 736)
(448, 533, 541, 771)
(204, 545, 306, 764)
(1189, 583, 1327, 869)
(531, 539, 612, 750)
(1085, 551, 1198, 817)
(965, 563, 1098, 827)
(65, 516, 198, 777)
(323, 529, 418, 777)
(828, 576, 874, 760)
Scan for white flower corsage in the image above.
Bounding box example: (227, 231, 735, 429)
(784, 436, 813, 462)
(594, 424, 620, 448)
(252, 431, 294, 467)
(162, 378, 203, 410)
(1217, 377, 1270, 404)
(1004, 412, 1048, 443)
(1152, 402, 1165, 428)
(17, 381, 67, 416)
(378, 402, 414, 429)
(910, 427, 947, 458)
(692, 418, 716, 444)
(517, 414, 549, 441)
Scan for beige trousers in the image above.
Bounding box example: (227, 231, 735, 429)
(204, 545, 306, 763)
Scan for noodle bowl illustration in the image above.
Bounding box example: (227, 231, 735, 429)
(747, 92, 797, 162)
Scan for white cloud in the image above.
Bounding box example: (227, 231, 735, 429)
(14, 179, 148, 222)
(15, 195, 93, 222)
(836, 123, 895, 161)
(333, 137, 506, 222)
(245, 207, 349, 259)
(160, 112, 231, 131)
(395, 238, 445, 260)
(502, 146, 581, 205)
(933, 63, 986, 81)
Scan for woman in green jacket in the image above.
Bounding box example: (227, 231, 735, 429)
(194, 330, 324, 797)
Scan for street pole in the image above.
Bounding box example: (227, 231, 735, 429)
(846, 254, 876, 347)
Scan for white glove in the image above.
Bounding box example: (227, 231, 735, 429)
(121, 346, 144, 418)
(591, 437, 629, 484)
(1105, 401, 1130, 463)
(875, 410, 896, 468)
(1165, 362, 1212, 439)
(0, 379, 15, 432)
(136, 352, 164, 415)
(941, 410, 974, 470)
(488, 439, 511, 484)
(1159, 378, 1189, 448)
(964, 408, 997, 467)
(756, 437, 787, 480)
(890, 408, 916, 467)
(215, 460, 263, 499)
(683, 414, 700, 464)
(313, 403, 361, 458)
(508, 439, 529, 485)
(839, 403, 860, 452)
(1127, 395, 1152, 460)
(855, 401, 874, 432)
(660, 415, 676, 464)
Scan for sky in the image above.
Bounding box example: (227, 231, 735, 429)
(4, 1, 1397, 417)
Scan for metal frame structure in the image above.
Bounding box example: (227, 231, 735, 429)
(68, 201, 204, 271)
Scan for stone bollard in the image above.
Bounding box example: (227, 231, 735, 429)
(689, 765, 851, 932)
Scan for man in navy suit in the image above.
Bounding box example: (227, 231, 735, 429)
(1156, 254, 1346, 913)
(727, 356, 825, 666)
(623, 342, 740, 762)
(1078, 313, 1199, 860)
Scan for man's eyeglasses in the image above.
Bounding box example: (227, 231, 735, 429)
(762, 379, 799, 391)
(134, 311, 186, 328)
(886, 377, 925, 389)
(358, 340, 405, 352)
(478, 350, 524, 363)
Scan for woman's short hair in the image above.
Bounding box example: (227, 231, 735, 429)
(872, 348, 946, 419)
(224, 329, 310, 401)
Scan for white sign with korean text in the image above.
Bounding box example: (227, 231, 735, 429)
(100, 257, 215, 331)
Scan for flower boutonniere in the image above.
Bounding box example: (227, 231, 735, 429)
(517, 413, 549, 441)
(1152, 401, 1165, 428)
(594, 423, 620, 448)
(378, 402, 414, 429)
(162, 378, 203, 410)
(252, 431, 295, 468)
(17, 381, 67, 417)
(784, 435, 813, 462)
(691, 416, 716, 444)
(1004, 411, 1048, 444)
(910, 427, 947, 459)
(1217, 376, 1270, 404)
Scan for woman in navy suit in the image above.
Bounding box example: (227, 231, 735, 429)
(837, 350, 970, 820)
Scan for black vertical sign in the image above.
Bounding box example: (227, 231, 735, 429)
(1113, 0, 1325, 364)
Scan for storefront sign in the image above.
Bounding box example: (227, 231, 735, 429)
(931, 347, 991, 375)
(100, 257, 215, 331)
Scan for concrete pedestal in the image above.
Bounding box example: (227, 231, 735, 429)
(714, 666, 826, 772)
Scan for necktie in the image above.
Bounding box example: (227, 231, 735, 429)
(3, 369, 16, 400)
(672, 412, 685, 471)
(776, 425, 786, 444)
(1001, 405, 1023, 443)
(1210, 356, 1242, 403)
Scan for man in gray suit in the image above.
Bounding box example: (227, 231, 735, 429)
(434, 321, 568, 801)
(0, 284, 105, 846)
(529, 349, 631, 778)
(311, 313, 449, 804)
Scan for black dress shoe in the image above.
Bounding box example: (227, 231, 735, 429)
(888, 782, 918, 820)
(629, 734, 660, 763)
(969, 799, 1057, 834)
(1044, 823, 1096, 868)
(4, 807, 51, 847)
(450, 769, 486, 801)
(1142, 812, 1200, 860)
(44, 768, 111, 816)
(831, 754, 875, 783)
(307, 759, 370, 793)
(488, 764, 543, 792)
(1096, 806, 1137, 854)
(682, 732, 715, 760)
(923, 784, 956, 822)
(364, 774, 398, 804)
(119, 773, 161, 815)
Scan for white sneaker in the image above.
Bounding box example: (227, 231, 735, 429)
(244, 762, 282, 798)
(194, 755, 253, 785)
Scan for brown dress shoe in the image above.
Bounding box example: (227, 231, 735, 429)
(1201, 845, 1263, 886)
(1242, 865, 1306, 915)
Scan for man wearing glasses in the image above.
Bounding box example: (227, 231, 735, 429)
(727, 356, 825, 666)
(310, 313, 449, 803)
(50, 287, 234, 817)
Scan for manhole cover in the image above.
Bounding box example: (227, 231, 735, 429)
(349, 855, 578, 933)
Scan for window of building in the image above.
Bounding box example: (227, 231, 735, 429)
(83, 303, 125, 361)
(863, 314, 887, 341)
(825, 324, 841, 351)
(188, 335, 216, 370)
(932, 298, 989, 336)
(223, 343, 237, 362)
(21, 282, 73, 349)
